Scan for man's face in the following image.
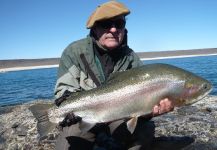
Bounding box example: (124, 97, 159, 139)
(93, 16, 126, 50)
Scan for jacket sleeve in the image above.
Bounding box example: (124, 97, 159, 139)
(54, 48, 81, 99)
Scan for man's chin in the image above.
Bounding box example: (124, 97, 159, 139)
(105, 42, 120, 50)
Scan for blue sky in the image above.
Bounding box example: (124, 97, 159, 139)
(1, 0, 217, 60)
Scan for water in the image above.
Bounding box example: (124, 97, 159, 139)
(0, 55, 216, 107)
(0, 68, 57, 106)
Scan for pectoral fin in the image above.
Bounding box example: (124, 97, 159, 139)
(126, 117, 138, 134)
(79, 120, 96, 133)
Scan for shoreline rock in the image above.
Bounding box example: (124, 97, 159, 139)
(153, 95, 217, 149)
(0, 96, 217, 149)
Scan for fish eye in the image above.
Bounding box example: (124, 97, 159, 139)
(203, 84, 208, 90)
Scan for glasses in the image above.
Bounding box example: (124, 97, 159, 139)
(96, 19, 126, 29)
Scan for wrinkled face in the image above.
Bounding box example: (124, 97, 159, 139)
(93, 16, 126, 50)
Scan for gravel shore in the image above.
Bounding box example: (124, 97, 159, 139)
(0, 95, 216, 150)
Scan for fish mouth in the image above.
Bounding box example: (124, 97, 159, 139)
(196, 87, 212, 100)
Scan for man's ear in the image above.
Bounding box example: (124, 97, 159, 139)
(90, 27, 99, 40)
(122, 29, 127, 44)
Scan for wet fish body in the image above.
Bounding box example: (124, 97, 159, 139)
(29, 63, 212, 137)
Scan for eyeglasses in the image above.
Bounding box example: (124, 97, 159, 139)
(96, 19, 126, 29)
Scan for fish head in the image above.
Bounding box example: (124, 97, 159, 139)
(142, 64, 213, 107)
(172, 69, 212, 106)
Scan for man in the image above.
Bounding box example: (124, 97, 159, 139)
(54, 1, 173, 150)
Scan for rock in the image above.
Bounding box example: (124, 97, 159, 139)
(151, 136, 195, 150)
(11, 122, 20, 128)
(0, 100, 57, 150)
(0, 137, 8, 149)
(0, 106, 15, 115)
(152, 95, 217, 150)
(0, 135, 6, 144)
(204, 107, 212, 112)
(15, 125, 28, 136)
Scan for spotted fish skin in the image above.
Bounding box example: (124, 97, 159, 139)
(29, 63, 212, 137)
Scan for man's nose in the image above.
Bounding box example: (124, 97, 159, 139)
(109, 25, 118, 32)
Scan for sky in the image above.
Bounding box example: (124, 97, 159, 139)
(0, 0, 217, 60)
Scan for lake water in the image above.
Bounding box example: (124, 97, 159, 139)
(0, 55, 217, 107)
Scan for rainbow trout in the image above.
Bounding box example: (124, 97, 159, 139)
(29, 63, 212, 138)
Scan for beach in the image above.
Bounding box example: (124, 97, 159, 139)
(1, 48, 217, 73)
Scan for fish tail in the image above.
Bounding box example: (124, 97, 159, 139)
(29, 103, 57, 139)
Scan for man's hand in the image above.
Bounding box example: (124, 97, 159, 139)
(152, 98, 174, 117)
(58, 112, 82, 129)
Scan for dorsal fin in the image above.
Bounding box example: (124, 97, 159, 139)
(106, 71, 125, 84)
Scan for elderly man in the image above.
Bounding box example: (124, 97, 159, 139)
(54, 1, 173, 150)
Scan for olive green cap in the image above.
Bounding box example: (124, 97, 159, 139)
(86, 1, 130, 29)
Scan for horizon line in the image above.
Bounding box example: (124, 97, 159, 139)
(1, 53, 217, 73)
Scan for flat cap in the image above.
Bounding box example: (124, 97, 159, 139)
(86, 1, 130, 29)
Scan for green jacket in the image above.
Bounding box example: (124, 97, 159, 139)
(54, 35, 143, 98)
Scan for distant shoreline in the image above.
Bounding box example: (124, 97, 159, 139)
(1, 48, 217, 72)
(140, 53, 217, 60)
(0, 65, 59, 73)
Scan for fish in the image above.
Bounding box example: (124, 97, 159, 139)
(29, 63, 212, 138)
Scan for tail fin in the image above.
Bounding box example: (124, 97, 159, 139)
(29, 103, 57, 139)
